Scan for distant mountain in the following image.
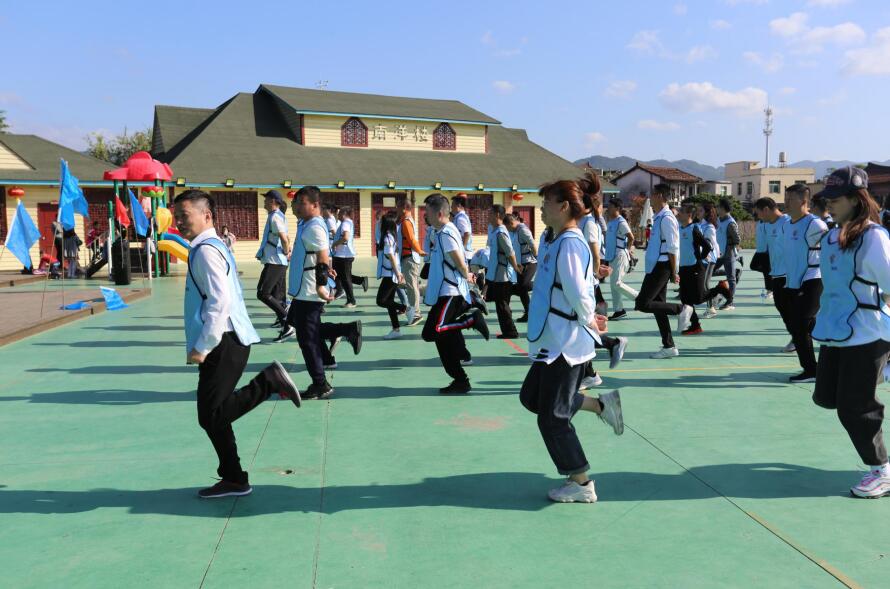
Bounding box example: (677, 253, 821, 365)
(575, 155, 890, 182)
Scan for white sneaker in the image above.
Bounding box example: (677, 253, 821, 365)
(344, 302, 357, 309)
(650, 346, 679, 359)
(547, 480, 598, 503)
(579, 374, 603, 390)
(383, 329, 402, 340)
(703, 307, 718, 319)
(609, 336, 628, 370)
(765, 291, 774, 301)
(851, 471, 890, 498)
(677, 305, 693, 332)
(782, 340, 796, 353)
(597, 389, 624, 435)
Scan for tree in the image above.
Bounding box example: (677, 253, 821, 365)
(0, 110, 9, 133)
(684, 192, 752, 221)
(86, 127, 152, 165)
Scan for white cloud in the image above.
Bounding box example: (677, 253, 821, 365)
(685, 45, 718, 63)
(627, 30, 663, 53)
(770, 12, 865, 53)
(637, 119, 681, 131)
(844, 27, 890, 75)
(674, 3, 688, 15)
(605, 80, 638, 98)
(492, 80, 516, 94)
(743, 51, 784, 73)
(628, 30, 716, 63)
(710, 19, 732, 30)
(659, 81, 767, 116)
(779, 86, 797, 94)
(807, 0, 852, 6)
(480, 31, 526, 58)
(584, 132, 607, 148)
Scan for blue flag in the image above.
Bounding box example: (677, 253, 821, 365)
(100, 286, 128, 311)
(5, 200, 41, 269)
(128, 189, 150, 237)
(58, 159, 89, 230)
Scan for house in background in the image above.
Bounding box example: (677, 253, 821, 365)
(697, 180, 732, 197)
(864, 162, 890, 204)
(724, 159, 814, 205)
(612, 162, 702, 205)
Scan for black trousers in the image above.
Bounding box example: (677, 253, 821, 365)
(635, 261, 682, 348)
(679, 264, 706, 329)
(422, 296, 475, 382)
(814, 339, 890, 465)
(197, 332, 276, 485)
(486, 281, 518, 337)
(377, 277, 406, 330)
(257, 264, 288, 321)
(332, 256, 365, 304)
(287, 300, 354, 385)
(751, 251, 772, 292)
(512, 262, 536, 314)
(786, 279, 823, 374)
(770, 276, 794, 335)
(520, 356, 589, 475)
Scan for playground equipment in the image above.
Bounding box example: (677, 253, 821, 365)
(158, 232, 190, 262)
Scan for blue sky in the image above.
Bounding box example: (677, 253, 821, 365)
(2, 0, 890, 166)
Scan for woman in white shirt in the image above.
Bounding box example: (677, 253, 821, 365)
(520, 179, 625, 504)
(376, 210, 406, 340)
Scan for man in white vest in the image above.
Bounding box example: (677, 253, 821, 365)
(255, 190, 293, 342)
(174, 190, 301, 499)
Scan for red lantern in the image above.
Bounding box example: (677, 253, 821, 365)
(8, 186, 25, 197)
(511, 193, 524, 201)
(287, 190, 297, 199)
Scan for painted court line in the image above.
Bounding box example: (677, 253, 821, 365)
(311, 399, 334, 589)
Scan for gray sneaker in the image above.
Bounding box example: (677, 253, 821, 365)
(598, 390, 624, 435)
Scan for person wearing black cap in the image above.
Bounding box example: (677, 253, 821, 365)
(255, 190, 293, 342)
(810, 167, 890, 499)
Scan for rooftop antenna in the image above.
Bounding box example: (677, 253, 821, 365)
(763, 103, 774, 167)
(315, 80, 329, 90)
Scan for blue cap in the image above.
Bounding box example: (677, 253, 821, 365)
(262, 189, 285, 204)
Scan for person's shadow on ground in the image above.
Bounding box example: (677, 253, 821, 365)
(0, 463, 859, 517)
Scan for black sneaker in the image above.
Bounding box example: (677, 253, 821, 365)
(324, 359, 338, 370)
(470, 291, 489, 315)
(198, 480, 252, 499)
(304, 381, 334, 400)
(789, 372, 816, 384)
(361, 277, 369, 292)
(271, 318, 283, 329)
(471, 310, 490, 341)
(460, 354, 474, 366)
(439, 379, 471, 394)
(609, 309, 628, 321)
(263, 360, 301, 407)
(516, 313, 528, 323)
(347, 321, 362, 355)
(273, 325, 296, 343)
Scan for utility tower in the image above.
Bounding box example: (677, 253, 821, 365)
(763, 105, 774, 167)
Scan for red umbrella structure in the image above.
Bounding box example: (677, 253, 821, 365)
(103, 151, 173, 182)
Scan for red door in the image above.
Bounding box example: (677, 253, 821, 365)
(513, 205, 536, 236)
(37, 203, 59, 262)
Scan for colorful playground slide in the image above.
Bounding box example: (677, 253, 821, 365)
(158, 233, 190, 262)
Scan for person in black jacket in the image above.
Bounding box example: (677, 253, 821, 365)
(677, 204, 712, 335)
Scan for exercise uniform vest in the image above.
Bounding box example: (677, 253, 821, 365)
(486, 224, 517, 283)
(679, 223, 703, 267)
(716, 214, 737, 256)
(452, 210, 473, 257)
(527, 228, 597, 345)
(185, 237, 260, 353)
(812, 224, 890, 345)
(644, 208, 677, 274)
(288, 216, 335, 298)
(377, 232, 401, 279)
(332, 218, 356, 258)
(699, 220, 720, 264)
(424, 223, 471, 306)
(783, 214, 825, 289)
(399, 215, 421, 263)
(259, 209, 288, 265)
(511, 223, 536, 264)
(766, 215, 791, 277)
(605, 216, 629, 262)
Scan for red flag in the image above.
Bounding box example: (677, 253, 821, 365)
(114, 195, 131, 228)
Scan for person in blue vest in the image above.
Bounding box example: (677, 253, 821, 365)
(422, 194, 489, 394)
(485, 205, 522, 339)
(377, 210, 407, 340)
(635, 184, 694, 358)
(749, 213, 774, 303)
(710, 198, 740, 311)
(603, 198, 638, 320)
(754, 197, 795, 353)
(811, 195, 836, 230)
(331, 206, 369, 308)
(782, 184, 829, 383)
(696, 203, 722, 319)
(520, 179, 624, 504)
(173, 190, 301, 499)
(677, 203, 713, 335)
(810, 167, 890, 499)
(286, 186, 363, 399)
(505, 213, 538, 322)
(451, 194, 474, 259)
(255, 190, 293, 342)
